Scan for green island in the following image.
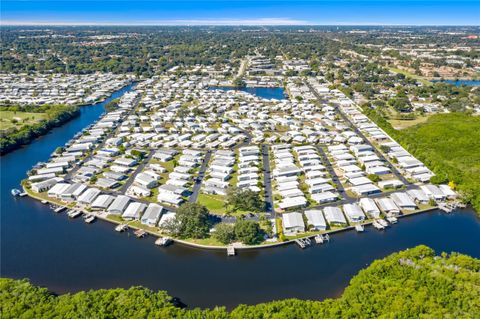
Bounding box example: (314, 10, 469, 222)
(362, 110, 480, 214)
(2, 245, 479, 318)
(0, 104, 80, 155)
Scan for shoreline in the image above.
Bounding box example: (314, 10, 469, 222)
(0, 82, 133, 156)
(23, 186, 440, 252)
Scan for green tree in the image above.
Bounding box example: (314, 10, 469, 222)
(212, 223, 235, 244)
(234, 220, 263, 245)
(174, 203, 211, 239)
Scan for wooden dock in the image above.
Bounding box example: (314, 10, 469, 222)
(227, 246, 236, 256)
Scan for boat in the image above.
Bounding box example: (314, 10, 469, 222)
(295, 239, 306, 249)
(155, 237, 172, 247)
(314, 234, 324, 244)
(54, 206, 66, 213)
(386, 216, 398, 224)
(377, 219, 389, 228)
(41, 200, 48, 204)
(115, 224, 129, 232)
(355, 224, 364, 232)
(67, 210, 82, 218)
(372, 221, 385, 230)
(11, 189, 21, 197)
(84, 215, 96, 224)
(134, 229, 147, 238)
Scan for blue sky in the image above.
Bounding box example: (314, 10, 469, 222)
(1, 1, 479, 26)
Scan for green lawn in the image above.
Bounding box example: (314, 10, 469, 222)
(198, 193, 227, 214)
(388, 67, 432, 86)
(0, 111, 46, 131)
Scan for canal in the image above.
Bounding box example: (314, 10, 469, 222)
(1, 83, 480, 310)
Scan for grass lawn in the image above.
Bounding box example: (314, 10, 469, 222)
(198, 193, 227, 214)
(388, 67, 432, 86)
(389, 115, 431, 130)
(0, 111, 46, 131)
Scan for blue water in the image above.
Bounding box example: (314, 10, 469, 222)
(1, 82, 480, 310)
(209, 86, 286, 100)
(432, 80, 480, 86)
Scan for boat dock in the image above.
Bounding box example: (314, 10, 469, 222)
(372, 220, 385, 230)
(53, 206, 67, 213)
(155, 237, 172, 247)
(355, 224, 364, 232)
(295, 237, 312, 249)
(227, 246, 236, 256)
(115, 224, 129, 232)
(67, 210, 82, 218)
(314, 234, 330, 244)
(134, 229, 147, 238)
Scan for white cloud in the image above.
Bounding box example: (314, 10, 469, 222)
(1, 17, 310, 26)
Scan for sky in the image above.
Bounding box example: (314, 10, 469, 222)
(1, 0, 479, 26)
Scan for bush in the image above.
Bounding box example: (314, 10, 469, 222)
(234, 220, 263, 245)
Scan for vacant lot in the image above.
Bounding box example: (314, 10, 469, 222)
(0, 111, 46, 131)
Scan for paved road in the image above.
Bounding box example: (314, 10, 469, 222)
(306, 81, 410, 186)
(119, 150, 154, 193)
(315, 145, 352, 200)
(261, 144, 274, 216)
(189, 150, 212, 203)
(65, 93, 141, 181)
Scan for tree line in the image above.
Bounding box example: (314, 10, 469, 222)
(2, 245, 479, 318)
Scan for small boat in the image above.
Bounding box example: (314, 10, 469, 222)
(386, 216, 398, 224)
(115, 224, 129, 232)
(355, 224, 364, 232)
(54, 206, 66, 213)
(84, 215, 96, 224)
(295, 239, 306, 249)
(41, 200, 48, 204)
(314, 234, 324, 244)
(372, 221, 385, 230)
(155, 237, 172, 247)
(377, 219, 389, 228)
(67, 210, 82, 218)
(11, 189, 21, 197)
(134, 229, 147, 238)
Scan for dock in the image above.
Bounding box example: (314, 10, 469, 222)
(355, 224, 365, 232)
(227, 246, 236, 256)
(134, 229, 147, 238)
(155, 237, 172, 247)
(314, 234, 330, 244)
(295, 238, 312, 249)
(115, 224, 129, 232)
(53, 206, 66, 213)
(67, 210, 82, 218)
(84, 215, 96, 224)
(372, 220, 385, 230)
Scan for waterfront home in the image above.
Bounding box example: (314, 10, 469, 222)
(304, 210, 327, 231)
(406, 189, 430, 204)
(122, 202, 147, 221)
(438, 185, 457, 199)
(359, 198, 381, 218)
(282, 212, 305, 235)
(375, 198, 401, 216)
(343, 203, 365, 223)
(91, 194, 115, 210)
(420, 185, 446, 202)
(77, 188, 101, 206)
(390, 192, 417, 211)
(141, 203, 163, 227)
(107, 195, 131, 215)
(323, 206, 347, 226)
(47, 182, 71, 198)
(31, 177, 63, 193)
(60, 183, 87, 202)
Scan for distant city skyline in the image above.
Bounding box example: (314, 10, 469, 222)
(1, 0, 479, 26)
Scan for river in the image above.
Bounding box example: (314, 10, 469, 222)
(1, 83, 480, 310)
